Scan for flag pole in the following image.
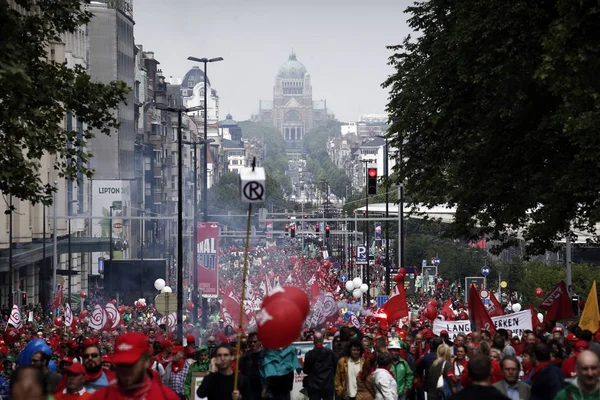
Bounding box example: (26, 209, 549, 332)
(234, 202, 252, 391)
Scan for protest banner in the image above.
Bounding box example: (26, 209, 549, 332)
(433, 309, 533, 340)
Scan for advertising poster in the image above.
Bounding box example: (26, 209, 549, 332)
(197, 222, 219, 297)
(91, 179, 131, 274)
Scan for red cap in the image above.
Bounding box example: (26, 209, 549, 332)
(595, 331, 600, 342)
(110, 333, 150, 364)
(186, 334, 195, 344)
(82, 338, 100, 349)
(575, 340, 589, 354)
(60, 356, 73, 364)
(422, 328, 434, 339)
(566, 333, 578, 342)
(185, 346, 195, 356)
(552, 327, 564, 334)
(170, 345, 185, 355)
(66, 363, 86, 375)
(160, 340, 174, 350)
(440, 330, 448, 336)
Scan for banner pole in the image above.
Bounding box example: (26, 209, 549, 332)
(234, 202, 252, 391)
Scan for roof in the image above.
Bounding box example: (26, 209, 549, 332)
(181, 66, 210, 89)
(277, 51, 308, 80)
(222, 139, 244, 149)
(219, 114, 238, 127)
(361, 137, 386, 147)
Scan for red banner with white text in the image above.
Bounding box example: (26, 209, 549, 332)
(197, 222, 219, 297)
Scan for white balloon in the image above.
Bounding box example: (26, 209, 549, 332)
(538, 313, 544, 323)
(360, 283, 369, 293)
(154, 279, 166, 291)
(352, 288, 362, 299)
(161, 286, 172, 294)
(139, 298, 146, 305)
(352, 277, 362, 288)
(345, 281, 355, 292)
(512, 303, 521, 312)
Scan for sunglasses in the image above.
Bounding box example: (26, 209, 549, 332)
(249, 340, 258, 344)
(83, 353, 99, 360)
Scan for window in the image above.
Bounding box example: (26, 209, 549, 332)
(144, 157, 152, 171)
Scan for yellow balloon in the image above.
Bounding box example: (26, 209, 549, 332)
(500, 281, 507, 288)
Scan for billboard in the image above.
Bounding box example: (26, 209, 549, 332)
(91, 180, 131, 274)
(197, 222, 219, 297)
(465, 277, 486, 301)
(375, 222, 382, 241)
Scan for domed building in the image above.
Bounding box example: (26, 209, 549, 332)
(180, 66, 220, 124)
(257, 51, 328, 150)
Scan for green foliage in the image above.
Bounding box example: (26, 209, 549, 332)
(304, 120, 352, 198)
(0, 0, 129, 204)
(500, 261, 600, 308)
(383, 0, 600, 255)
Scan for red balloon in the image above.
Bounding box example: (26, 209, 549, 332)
(459, 311, 468, 320)
(79, 291, 86, 298)
(535, 288, 543, 298)
(118, 306, 126, 314)
(53, 317, 63, 327)
(424, 305, 437, 320)
(79, 311, 87, 319)
(186, 302, 194, 312)
(257, 298, 304, 349)
(429, 300, 438, 307)
(394, 274, 404, 283)
(262, 286, 310, 318)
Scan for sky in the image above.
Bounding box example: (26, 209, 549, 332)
(133, 0, 414, 122)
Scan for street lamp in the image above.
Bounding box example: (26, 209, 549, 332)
(359, 159, 372, 302)
(156, 103, 203, 340)
(376, 135, 391, 294)
(182, 138, 214, 325)
(186, 56, 223, 223)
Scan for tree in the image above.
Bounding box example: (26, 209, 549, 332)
(383, 0, 600, 255)
(0, 1, 129, 204)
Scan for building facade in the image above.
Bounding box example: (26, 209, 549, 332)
(256, 51, 329, 153)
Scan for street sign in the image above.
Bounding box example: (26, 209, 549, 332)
(481, 266, 490, 277)
(155, 293, 176, 315)
(465, 277, 486, 302)
(480, 289, 489, 299)
(340, 274, 348, 283)
(432, 257, 440, 266)
(239, 166, 266, 203)
(356, 245, 367, 265)
(422, 260, 427, 268)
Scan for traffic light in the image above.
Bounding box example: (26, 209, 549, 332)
(315, 224, 320, 233)
(367, 168, 378, 195)
(325, 225, 330, 238)
(285, 224, 289, 232)
(290, 225, 296, 238)
(21, 291, 27, 307)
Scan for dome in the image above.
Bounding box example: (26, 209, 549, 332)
(277, 51, 308, 79)
(220, 113, 238, 127)
(181, 66, 210, 88)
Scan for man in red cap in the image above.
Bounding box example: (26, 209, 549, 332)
(562, 340, 589, 378)
(90, 332, 179, 400)
(54, 363, 92, 400)
(156, 340, 173, 368)
(163, 345, 191, 397)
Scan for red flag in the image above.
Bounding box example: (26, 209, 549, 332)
(441, 299, 454, 321)
(380, 283, 408, 322)
(223, 286, 248, 329)
(488, 291, 506, 317)
(528, 305, 541, 330)
(539, 280, 575, 321)
(50, 285, 63, 310)
(468, 284, 496, 335)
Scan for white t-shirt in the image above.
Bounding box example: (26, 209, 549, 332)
(347, 358, 361, 397)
